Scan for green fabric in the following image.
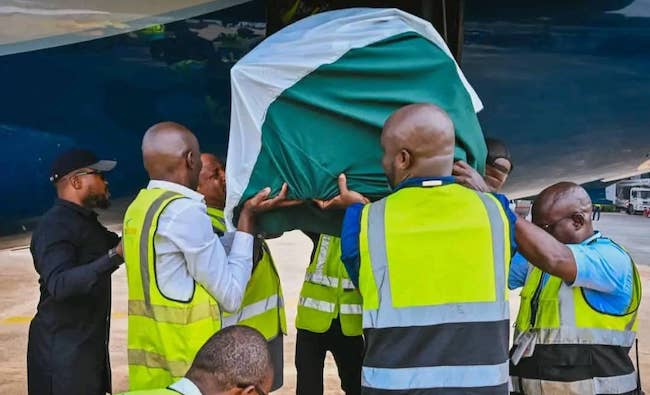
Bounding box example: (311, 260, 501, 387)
(238, 31, 486, 235)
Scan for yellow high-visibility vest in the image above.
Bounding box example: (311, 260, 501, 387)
(358, 183, 510, 394)
(296, 235, 362, 336)
(123, 189, 221, 390)
(207, 207, 287, 340)
(510, 241, 641, 395)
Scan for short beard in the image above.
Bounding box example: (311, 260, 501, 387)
(83, 194, 110, 210)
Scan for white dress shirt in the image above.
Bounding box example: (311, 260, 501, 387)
(148, 180, 253, 312)
(168, 377, 203, 394)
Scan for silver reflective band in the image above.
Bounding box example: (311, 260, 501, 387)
(363, 361, 509, 390)
(299, 296, 335, 313)
(221, 294, 281, 327)
(315, 235, 331, 274)
(510, 371, 638, 394)
(558, 282, 577, 327)
(138, 191, 181, 306)
(363, 300, 509, 329)
(305, 272, 356, 290)
(305, 272, 338, 288)
(341, 278, 356, 290)
(514, 327, 637, 348)
(340, 304, 362, 315)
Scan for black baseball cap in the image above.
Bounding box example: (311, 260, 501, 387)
(49, 148, 117, 183)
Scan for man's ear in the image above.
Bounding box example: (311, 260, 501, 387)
(70, 175, 83, 190)
(573, 212, 586, 230)
(397, 149, 411, 170)
(231, 385, 256, 394)
(186, 150, 195, 170)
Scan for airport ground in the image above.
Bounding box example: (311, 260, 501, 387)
(0, 212, 648, 394)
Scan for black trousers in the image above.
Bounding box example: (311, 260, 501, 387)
(295, 318, 364, 395)
(268, 335, 284, 392)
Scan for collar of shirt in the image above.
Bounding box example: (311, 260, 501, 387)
(168, 377, 203, 395)
(582, 231, 602, 245)
(393, 176, 455, 192)
(147, 180, 205, 203)
(55, 198, 97, 218)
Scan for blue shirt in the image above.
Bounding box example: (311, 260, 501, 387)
(340, 176, 517, 288)
(508, 252, 529, 290)
(507, 232, 634, 315)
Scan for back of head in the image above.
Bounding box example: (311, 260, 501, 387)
(381, 103, 455, 187)
(186, 326, 272, 394)
(484, 137, 513, 192)
(141, 121, 202, 190)
(485, 137, 511, 167)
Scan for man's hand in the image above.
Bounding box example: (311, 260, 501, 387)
(453, 160, 492, 193)
(243, 183, 302, 214)
(115, 240, 124, 257)
(238, 183, 302, 234)
(314, 174, 369, 210)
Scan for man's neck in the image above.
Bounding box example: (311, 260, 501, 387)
(152, 174, 191, 189)
(57, 194, 86, 208)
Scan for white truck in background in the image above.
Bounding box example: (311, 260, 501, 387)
(611, 179, 650, 214)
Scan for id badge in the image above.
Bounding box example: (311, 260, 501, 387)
(511, 331, 536, 365)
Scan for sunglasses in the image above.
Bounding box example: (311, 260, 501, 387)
(237, 383, 267, 395)
(536, 212, 582, 233)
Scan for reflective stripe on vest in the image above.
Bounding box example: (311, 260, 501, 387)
(124, 189, 222, 390)
(128, 299, 219, 325)
(510, 371, 639, 394)
(296, 235, 363, 336)
(222, 294, 282, 327)
(303, 272, 356, 290)
(363, 361, 510, 391)
(299, 296, 335, 313)
(127, 349, 187, 378)
(360, 186, 510, 392)
(514, 279, 638, 348)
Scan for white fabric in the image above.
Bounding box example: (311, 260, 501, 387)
(168, 377, 203, 395)
(148, 180, 253, 312)
(225, 7, 483, 229)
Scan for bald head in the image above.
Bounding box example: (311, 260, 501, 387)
(381, 104, 455, 187)
(532, 182, 594, 244)
(142, 122, 202, 190)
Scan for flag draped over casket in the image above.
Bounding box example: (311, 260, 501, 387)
(225, 8, 485, 235)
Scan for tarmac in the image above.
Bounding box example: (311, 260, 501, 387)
(0, 212, 648, 394)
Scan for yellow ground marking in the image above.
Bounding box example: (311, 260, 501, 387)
(2, 312, 129, 324)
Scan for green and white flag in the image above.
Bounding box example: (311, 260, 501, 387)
(226, 8, 485, 235)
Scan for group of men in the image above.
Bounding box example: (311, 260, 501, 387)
(28, 103, 641, 395)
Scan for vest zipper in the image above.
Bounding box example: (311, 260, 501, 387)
(529, 274, 545, 328)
